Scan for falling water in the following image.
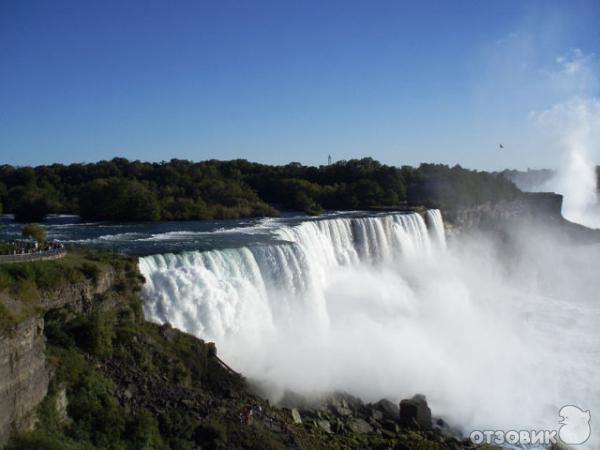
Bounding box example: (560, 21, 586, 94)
(139, 209, 599, 449)
(140, 211, 435, 343)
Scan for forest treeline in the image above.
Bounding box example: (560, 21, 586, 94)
(0, 157, 521, 222)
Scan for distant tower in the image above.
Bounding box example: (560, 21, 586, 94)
(328, 154, 332, 165)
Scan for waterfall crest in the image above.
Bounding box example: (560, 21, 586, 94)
(139, 211, 442, 343)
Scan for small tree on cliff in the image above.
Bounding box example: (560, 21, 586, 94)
(22, 223, 47, 243)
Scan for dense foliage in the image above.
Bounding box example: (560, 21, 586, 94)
(0, 158, 521, 222)
(21, 223, 47, 242)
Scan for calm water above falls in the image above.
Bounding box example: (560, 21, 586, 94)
(0, 211, 411, 256)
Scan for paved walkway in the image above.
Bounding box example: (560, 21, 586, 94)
(0, 249, 67, 264)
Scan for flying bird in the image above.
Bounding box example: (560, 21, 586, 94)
(499, 144, 504, 149)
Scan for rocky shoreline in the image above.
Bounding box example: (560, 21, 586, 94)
(95, 321, 490, 450)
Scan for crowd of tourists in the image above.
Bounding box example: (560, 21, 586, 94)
(5, 240, 65, 256)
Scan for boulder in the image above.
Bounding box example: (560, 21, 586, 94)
(317, 419, 332, 433)
(291, 408, 302, 424)
(348, 418, 373, 434)
(382, 419, 400, 433)
(329, 392, 363, 412)
(55, 386, 70, 424)
(371, 409, 383, 421)
(399, 394, 431, 429)
(331, 404, 352, 417)
(372, 398, 399, 419)
(159, 322, 177, 342)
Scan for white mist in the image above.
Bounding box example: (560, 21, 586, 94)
(140, 212, 600, 449)
(534, 98, 600, 229)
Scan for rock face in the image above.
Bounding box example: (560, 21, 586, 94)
(0, 317, 49, 446)
(444, 192, 600, 244)
(399, 394, 432, 429)
(0, 265, 128, 446)
(41, 267, 118, 313)
(444, 192, 564, 232)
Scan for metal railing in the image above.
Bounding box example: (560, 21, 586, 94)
(0, 249, 67, 264)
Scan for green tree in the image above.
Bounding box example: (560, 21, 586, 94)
(11, 188, 58, 222)
(0, 157, 522, 222)
(22, 223, 47, 242)
(79, 178, 160, 222)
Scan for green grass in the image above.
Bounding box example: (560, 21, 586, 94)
(0, 247, 138, 333)
(0, 242, 16, 255)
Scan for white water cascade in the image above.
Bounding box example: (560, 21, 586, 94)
(140, 212, 437, 344)
(139, 210, 599, 448)
(426, 209, 447, 249)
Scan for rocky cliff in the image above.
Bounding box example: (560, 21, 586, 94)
(0, 252, 135, 447)
(444, 192, 563, 230)
(444, 192, 600, 243)
(0, 318, 48, 445)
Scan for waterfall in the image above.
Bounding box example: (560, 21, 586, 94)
(139, 211, 440, 344)
(426, 209, 447, 249)
(138, 208, 600, 448)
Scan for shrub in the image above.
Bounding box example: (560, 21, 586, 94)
(194, 422, 228, 450)
(66, 311, 115, 357)
(79, 262, 100, 282)
(126, 409, 168, 450)
(0, 302, 16, 330)
(5, 432, 73, 450)
(0, 242, 15, 254)
(22, 223, 47, 242)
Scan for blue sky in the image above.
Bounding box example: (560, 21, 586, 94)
(1, 0, 599, 169)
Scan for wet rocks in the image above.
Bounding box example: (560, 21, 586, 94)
(291, 408, 302, 424)
(348, 417, 373, 434)
(371, 398, 399, 419)
(158, 322, 178, 342)
(399, 394, 432, 429)
(317, 419, 332, 433)
(281, 391, 485, 448)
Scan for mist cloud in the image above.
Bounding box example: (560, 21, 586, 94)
(532, 97, 600, 227)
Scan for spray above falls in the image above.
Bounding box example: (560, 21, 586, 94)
(531, 98, 600, 229)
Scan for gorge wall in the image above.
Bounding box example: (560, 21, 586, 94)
(443, 192, 564, 230)
(444, 191, 600, 242)
(0, 318, 48, 445)
(0, 263, 131, 446)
